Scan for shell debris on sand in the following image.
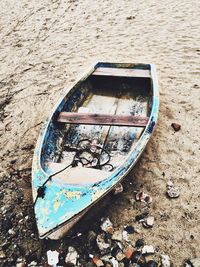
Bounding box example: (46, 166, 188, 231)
(166, 181, 180, 198)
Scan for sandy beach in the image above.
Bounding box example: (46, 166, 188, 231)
(0, 0, 200, 266)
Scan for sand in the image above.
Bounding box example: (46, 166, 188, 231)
(0, 0, 200, 266)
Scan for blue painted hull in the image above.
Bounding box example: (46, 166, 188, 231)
(32, 62, 159, 239)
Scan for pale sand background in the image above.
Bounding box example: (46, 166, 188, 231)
(0, 0, 200, 265)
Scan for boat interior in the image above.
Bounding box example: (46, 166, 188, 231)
(41, 67, 153, 184)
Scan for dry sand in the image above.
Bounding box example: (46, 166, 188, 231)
(0, 0, 200, 266)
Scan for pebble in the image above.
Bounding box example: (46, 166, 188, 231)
(131, 251, 146, 265)
(96, 234, 110, 252)
(112, 230, 123, 241)
(125, 246, 134, 259)
(167, 180, 174, 187)
(122, 230, 129, 241)
(8, 229, 15, 235)
(135, 191, 152, 204)
(110, 257, 119, 267)
(135, 239, 144, 248)
(142, 245, 155, 255)
(116, 251, 125, 261)
(171, 123, 181, 131)
(135, 212, 149, 222)
(124, 225, 135, 234)
(16, 258, 26, 267)
(0, 250, 6, 259)
(161, 254, 170, 267)
(114, 183, 124, 195)
(167, 186, 180, 198)
(92, 256, 104, 266)
(111, 246, 121, 258)
(100, 218, 113, 234)
(65, 246, 78, 265)
(28, 261, 37, 266)
(47, 250, 59, 266)
(143, 216, 154, 228)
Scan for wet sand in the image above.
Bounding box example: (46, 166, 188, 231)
(0, 0, 200, 266)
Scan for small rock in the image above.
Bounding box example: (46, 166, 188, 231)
(122, 230, 129, 241)
(131, 251, 146, 265)
(65, 247, 78, 265)
(10, 159, 17, 164)
(28, 261, 37, 266)
(171, 123, 181, 131)
(112, 230, 123, 241)
(135, 212, 149, 222)
(100, 218, 113, 234)
(130, 198, 136, 205)
(167, 180, 174, 187)
(116, 251, 125, 261)
(142, 245, 155, 255)
(167, 186, 180, 198)
(161, 254, 170, 267)
(47, 250, 59, 266)
(0, 250, 6, 259)
(8, 229, 15, 235)
(110, 257, 119, 267)
(135, 191, 152, 204)
(92, 256, 104, 266)
(135, 239, 144, 248)
(114, 183, 124, 195)
(125, 247, 134, 259)
(111, 246, 121, 258)
(96, 234, 110, 253)
(16, 259, 26, 267)
(124, 225, 135, 234)
(143, 216, 154, 228)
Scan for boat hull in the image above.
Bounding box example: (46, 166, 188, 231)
(32, 62, 159, 239)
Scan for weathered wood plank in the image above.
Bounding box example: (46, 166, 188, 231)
(57, 112, 149, 127)
(92, 67, 151, 78)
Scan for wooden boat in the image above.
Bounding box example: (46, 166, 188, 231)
(32, 62, 159, 239)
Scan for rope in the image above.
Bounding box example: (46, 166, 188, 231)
(33, 139, 113, 207)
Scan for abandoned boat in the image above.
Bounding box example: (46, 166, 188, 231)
(32, 62, 159, 239)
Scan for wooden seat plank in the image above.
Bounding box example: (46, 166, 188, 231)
(92, 67, 151, 78)
(57, 112, 149, 127)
